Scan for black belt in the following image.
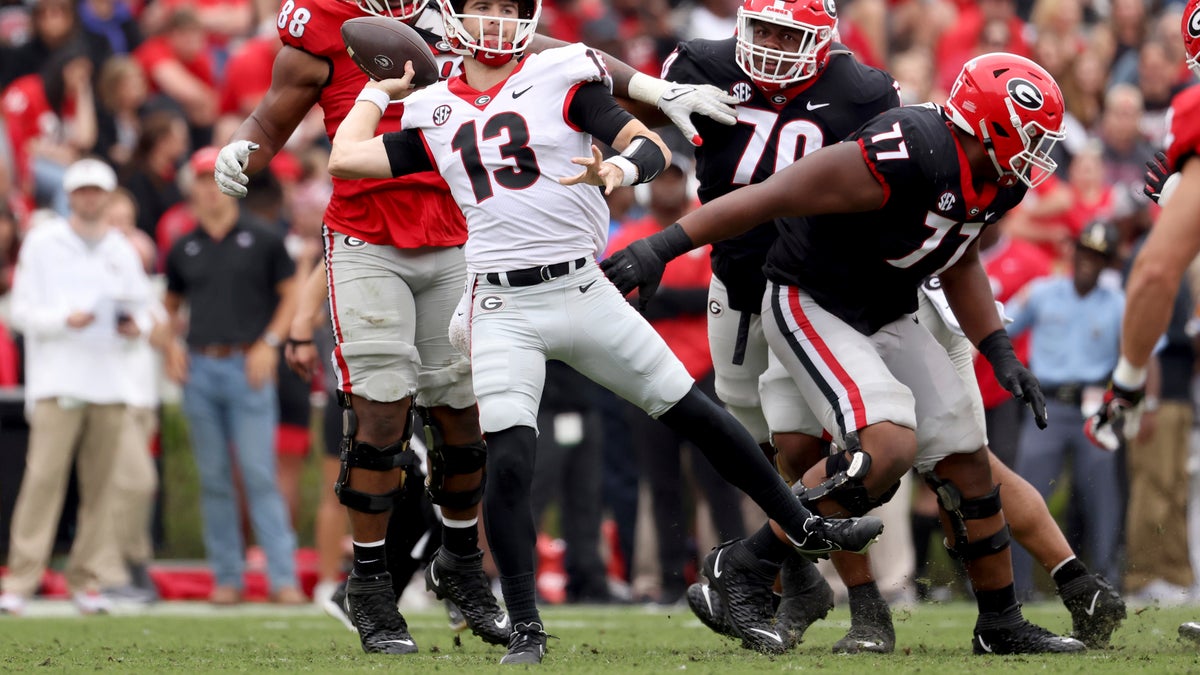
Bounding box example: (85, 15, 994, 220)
(482, 258, 588, 287)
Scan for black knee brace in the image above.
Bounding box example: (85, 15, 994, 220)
(790, 436, 900, 516)
(420, 407, 487, 510)
(333, 396, 418, 514)
(923, 474, 1010, 561)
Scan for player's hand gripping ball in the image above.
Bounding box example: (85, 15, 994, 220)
(341, 16, 439, 87)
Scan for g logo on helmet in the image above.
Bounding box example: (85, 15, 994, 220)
(1189, 7, 1200, 39)
(1006, 78, 1044, 111)
(823, 0, 837, 18)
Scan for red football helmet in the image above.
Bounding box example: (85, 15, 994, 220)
(735, 0, 837, 91)
(944, 52, 1066, 189)
(438, 0, 540, 66)
(355, 0, 429, 23)
(1183, 0, 1200, 78)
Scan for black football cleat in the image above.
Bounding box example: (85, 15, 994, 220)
(344, 572, 418, 654)
(425, 547, 511, 645)
(687, 582, 736, 640)
(1179, 622, 1200, 644)
(499, 621, 548, 665)
(323, 579, 356, 633)
(702, 540, 788, 654)
(776, 554, 834, 649)
(1059, 573, 1125, 649)
(831, 591, 895, 654)
(787, 516, 884, 559)
(973, 620, 1086, 655)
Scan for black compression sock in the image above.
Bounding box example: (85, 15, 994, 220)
(352, 540, 388, 578)
(500, 573, 541, 626)
(743, 522, 794, 565)
(1051, 557, 1088, 589)
(975, 583, 1020, 617)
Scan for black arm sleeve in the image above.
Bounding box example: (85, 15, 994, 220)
(567, 81, 636, 147)
(382, 129, 436, 177)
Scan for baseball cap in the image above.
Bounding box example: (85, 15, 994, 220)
(189, 146, 220, 175)
(62, 158, 117, 193)
(1077, 220, 1118, 258)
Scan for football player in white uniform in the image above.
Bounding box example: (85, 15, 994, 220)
(327, 0, 884, 663)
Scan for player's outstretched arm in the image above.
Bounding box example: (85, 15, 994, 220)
(676, 141, 885, 247)
(215, 47, 329, 197)
(602, 141, 884, 301)
(328, 64, 418, 180)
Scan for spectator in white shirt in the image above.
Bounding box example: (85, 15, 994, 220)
(0, 158, 155, 616)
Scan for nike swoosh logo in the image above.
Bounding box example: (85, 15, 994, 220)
(984, 211, 996, 220)
(701, 585, 715, 615)
(579, 280, 597, 293)
(806, 101, 830, 111)
(360, 559, 380, 564)
(513, 86, 532, 98)
(378, 639, 415, 646)
(712, 549, 725, 578)
(978, 636, 993, 653)
(494, 615, 510, 629)
(1084, 590, 1100, 616)
(748, 628, 783, 643)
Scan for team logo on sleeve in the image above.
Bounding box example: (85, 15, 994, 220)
(731, 82, 754, 103)
(1006, 78, 1043, 111)
(937, 192, 956, 212)
(433, 105, 452, 126)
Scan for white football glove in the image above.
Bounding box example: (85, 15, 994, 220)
(214, 140, 260, 198)
(628, 73, 738, 147)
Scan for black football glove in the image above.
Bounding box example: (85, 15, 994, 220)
(1144, 151, 1171, 203)
(978, 329, 1047, 429)
(1083, 381, 1144, 451)
(601, 223, 694, 310)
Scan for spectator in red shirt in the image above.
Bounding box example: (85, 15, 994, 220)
(217, 30, 279, 119)
(934, 0, 1029, 92)
(133, 7, 217, 128)
(1, 48, 98, 215)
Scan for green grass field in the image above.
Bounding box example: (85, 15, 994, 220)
(3, 602, 1200, 673)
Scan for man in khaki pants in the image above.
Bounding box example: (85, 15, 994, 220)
(0, 159, 155, 615)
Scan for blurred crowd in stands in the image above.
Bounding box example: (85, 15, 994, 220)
(1, 0, 1200, 613)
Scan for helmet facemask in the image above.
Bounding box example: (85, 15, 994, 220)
(735, 9, 832, 90)
(439, 0, 540, 66)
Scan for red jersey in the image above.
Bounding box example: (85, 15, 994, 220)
(1165, 84, 1200, 171)
(608, 219, 713, 379)
(973, 236, 1054, 409)
(220, 35, 279, 115)
(134, 35, 217, 91)
(276, 0, 466, 248)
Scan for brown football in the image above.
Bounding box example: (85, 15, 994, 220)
(341, 16, 440, 87)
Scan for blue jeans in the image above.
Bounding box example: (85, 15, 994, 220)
(183, 353, 297, 591)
